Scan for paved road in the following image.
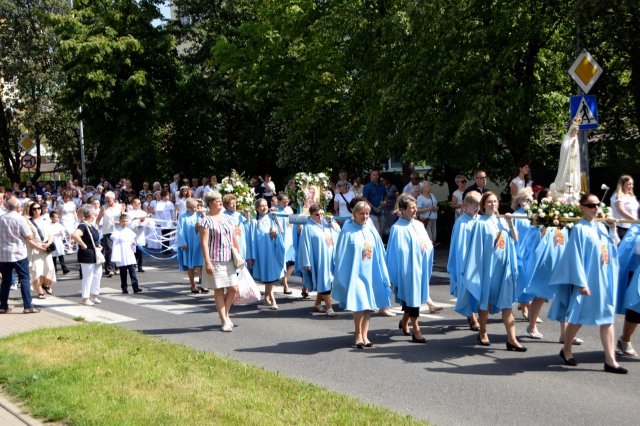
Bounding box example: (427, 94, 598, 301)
(29, 248, 640, 426)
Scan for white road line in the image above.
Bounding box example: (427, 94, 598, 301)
(33, 295, 135, 324)
(431, 270, 450, 279)
(99, 287, 210, 315)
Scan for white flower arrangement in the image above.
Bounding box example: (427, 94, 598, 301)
(218, 170, 254, 210)
(286, 171, 333, 211)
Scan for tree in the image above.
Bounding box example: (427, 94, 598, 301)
(51, 0, 179, 184)
(0, 0, 73, 183)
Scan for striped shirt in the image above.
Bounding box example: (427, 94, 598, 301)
(0, 211, 33, 262)
(200, 214, 234, 262)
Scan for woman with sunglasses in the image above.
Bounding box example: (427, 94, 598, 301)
(23, 201, 56, 299)
(549, 193, 626, 373)
(451, 175, 468, 219)
(455, 191, 526, 351)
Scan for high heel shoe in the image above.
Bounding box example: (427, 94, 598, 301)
(467, 317, 480, 332)
(506, 341, 527, 352)
(411, 332, 427, 344)
(398, 320, 410, 336)
(354, 341, 365, 349)
(476, 334, 491, 346)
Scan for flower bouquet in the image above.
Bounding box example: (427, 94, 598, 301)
(218, 170, 254, 210)
(286, 172, 333, 213)
(527, 198, 611, 229)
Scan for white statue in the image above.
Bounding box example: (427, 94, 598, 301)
(550, 117, 582, 200)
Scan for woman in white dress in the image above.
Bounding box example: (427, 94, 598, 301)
(58, 191, 78, 238)
(510, 161, 532, 198)
(610, 175, 639, 239)
(416, 181, 438, 243)
(24, 201, 56, 299)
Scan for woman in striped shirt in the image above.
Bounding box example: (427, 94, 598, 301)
(200, 191, 242, 332)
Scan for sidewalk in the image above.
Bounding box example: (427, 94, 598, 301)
(0, 301, 79, 426)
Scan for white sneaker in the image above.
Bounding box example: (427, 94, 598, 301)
(10, 283, 17, 290)
(221, 323, 233, 332)
(617, 338, 638, 356)
(313, 305, 326, 313)
(559, 337, 583, 345)
(82, 299, 95, 306)
(90, 296, 102, 304)
(326, 308, 336, 317)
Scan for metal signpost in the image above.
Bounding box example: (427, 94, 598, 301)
(568, 50, 602, 192)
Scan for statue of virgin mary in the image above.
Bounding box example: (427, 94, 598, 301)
(550, 117, 583, 200)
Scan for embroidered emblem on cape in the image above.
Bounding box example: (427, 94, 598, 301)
(235, 225, 243, 237)
(601, 244, 609, 266)
(553, 229, 564, 246)
(324, 230, 334, 247)
(420, 239, 431, 253)
(494, 232, 505, 250)
(362, 241, 373, 260)
(269, 227, 277, 240)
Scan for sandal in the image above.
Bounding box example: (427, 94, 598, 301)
(191, 288, 199, 294)
(42, 285, 53, 295)
(468, 317, 480, 332)
(198, 287, 209, 293)
(37, 293, 46, 299)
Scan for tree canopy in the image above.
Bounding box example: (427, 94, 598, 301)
(1, 0, 639, 187)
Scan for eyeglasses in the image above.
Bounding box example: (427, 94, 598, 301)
(581, 202, 599, 209)
(460, 180, 467, 183)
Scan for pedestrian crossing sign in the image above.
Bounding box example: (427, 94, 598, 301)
(569, 95, 598, 130)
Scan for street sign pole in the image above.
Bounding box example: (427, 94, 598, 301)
(79, 107, 87, 185)
(576, 24, 589, 192)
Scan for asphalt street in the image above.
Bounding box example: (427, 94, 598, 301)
(33, 247, 640, 426)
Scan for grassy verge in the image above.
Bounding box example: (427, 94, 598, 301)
(0, 324, 428, 425)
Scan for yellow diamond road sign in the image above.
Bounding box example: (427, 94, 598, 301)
(19, 134, 35, 153)
(568, 50, 602, 94)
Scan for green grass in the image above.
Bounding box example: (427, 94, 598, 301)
(0, 324, 428, 425)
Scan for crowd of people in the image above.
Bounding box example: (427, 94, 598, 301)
(1, 167, 639, 375)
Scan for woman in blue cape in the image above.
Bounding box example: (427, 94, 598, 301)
(247, 198, 285, 310)
(455, 191, 526, 351)
(386, 194, 432, 343)
(614, 224, 640, 357)
(512, 188, 535, 319)
(223, 194, 249, 259)
(332, 201, 391, 348)
(549, 193, 627, 373)
(447, 191, 481, 331)
(297, 204, 340, 316)
(176, 198, 205, 294)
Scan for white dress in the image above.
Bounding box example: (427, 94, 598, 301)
(60, 201, 77, 236)
(27, 219, 56, 283)
(110, 226, 137, 267)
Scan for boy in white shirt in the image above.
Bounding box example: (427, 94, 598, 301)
(49, 212, 70, 274)
(110, 214, 142, 294)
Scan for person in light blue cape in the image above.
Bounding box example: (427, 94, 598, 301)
(247, 198, 285, 310)
(297, 204, 340, 316)
(614, 224, 640, 357)
(333, 201, 391, 348)
(455, 191, 526, 351)
(276, 194, 296, 295)
(386, 195, 432, 343)
(549, 193, 627, 373)
(512, 189, 535, 318)
(447, 191, 481, 331)
(223, 194, 249, 259)
(176, 198, 205, 293)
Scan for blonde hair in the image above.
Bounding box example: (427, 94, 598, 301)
(511, 187, 533, 211)
(615, 175, 635, 198)
(352, 201, 371, 217)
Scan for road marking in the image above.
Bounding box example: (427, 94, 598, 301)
(99, 286, 210, 315)
(33, 295, 135, 324)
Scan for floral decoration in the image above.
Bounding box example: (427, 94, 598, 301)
(526, 198, 611, 229)
(218, 169, 254, 210)
(285, 172, 333, 211)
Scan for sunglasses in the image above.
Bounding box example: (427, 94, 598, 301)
(581, 203, 599, 209)
(32, 206, 41, 210)
(460, 180, 467, 183)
